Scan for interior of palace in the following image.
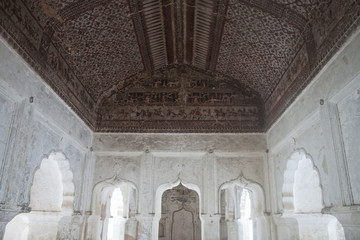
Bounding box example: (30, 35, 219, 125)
(0, 0, 360, 239)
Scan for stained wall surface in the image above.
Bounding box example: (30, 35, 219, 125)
(0, 37, 94, 239)
(0, 24, 360, 240)
(267, 27, 360, 239)
(91, 132, 269, 240)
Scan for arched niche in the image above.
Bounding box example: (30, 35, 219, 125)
(153, 179, 202, 240)
(282, 149, 323, 213)
(87, 176, 138, 240)
(30, 152, 75, 212)
(280, 149, 345, 240)
(4, 151, 75, 240)
(219, 174, 268, 240)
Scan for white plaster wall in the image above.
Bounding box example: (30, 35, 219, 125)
(0, 37, 94, 239)
(267, 27, 360, 239)
(92, 133, 269, 239)
(337, 88, 360, 203)
(93, 133, 266, 153)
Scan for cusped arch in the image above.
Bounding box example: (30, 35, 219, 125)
(87, 176, 139, 240)
(152, 178, 202, 240)
(29, 151, 75, 212)
(4, 151, 75, 240)
(219, 174, 266, 217)
(91, 175, 138, 216)
(282, 149, 324, 213)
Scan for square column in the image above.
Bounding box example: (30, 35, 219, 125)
(202, 214, 221, 240)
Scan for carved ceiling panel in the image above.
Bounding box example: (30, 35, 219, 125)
(97, 64, 263, 132)
(217, 0, 305, 99)
(51, 0, 143, 100)
(0, 0, 359, 132)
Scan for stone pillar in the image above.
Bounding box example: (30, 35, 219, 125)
(219, 219, 227, 240)
(139, 152, 154, 214)
(57, 215, 83, 240)
(226, 220, 238, 240)
(202, 152, 217, 214)
(135, 151, 155, 239)
(136, 214, 154, 240)
(202, 215, 221, 240)
(125, 217, 137, 240)
(84, 214, 101, 240)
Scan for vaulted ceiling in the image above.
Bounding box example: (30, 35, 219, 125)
(1, 0, 359, 132)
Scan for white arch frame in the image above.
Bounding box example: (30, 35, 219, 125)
(219, 174, 266, 218)
(218, 174, 268, 240)
(29, 151, 75, 212)
(4, 151, 75, 240)
(88, 175, 138, 240)
(91, 175, 138, 216)
(282, 149, 324, 213)
(152, 178, 202, 240)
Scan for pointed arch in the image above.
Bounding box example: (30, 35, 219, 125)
(91, 175, 138, 216)
(219, 174, 269, 240)
(29, 151, 75, 212)
(281, 149, 323, 213)
(87, 175, 138, 240)
(219, 174, 266, 217)
(153, 178, 202, 240)
(4, 151, 75, 240)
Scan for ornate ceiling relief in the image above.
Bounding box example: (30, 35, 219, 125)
(97, 64, 263, 132)
(262, 0, 360, 127)
(0, 0, 359, 132)
(129, 0, 228, 70)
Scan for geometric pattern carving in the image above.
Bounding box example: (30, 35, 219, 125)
(217, 1, 304, 100)
(51, 0, 143, 100)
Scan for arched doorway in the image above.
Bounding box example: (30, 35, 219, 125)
(86, 177, 138, 240)
(158, 183, 201, 240)
(219, 175, 268, 240)
(4, 152, 74, 240)
(153, 180, 202, 240)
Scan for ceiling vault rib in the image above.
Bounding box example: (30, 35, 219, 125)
(192, 0, 212, 69)
(175, 0, 184, 63)
(191, 0, 199, 67)
(162, 0, 175, 64)
(206, 0, 229, 71)
(142, 0, 168, 69)
(128, 0, 154, 71)
(184, 0, 195, 64)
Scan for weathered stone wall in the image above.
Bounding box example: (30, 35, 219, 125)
(267, 27, 360, 239)
(0, 37, 94, 239)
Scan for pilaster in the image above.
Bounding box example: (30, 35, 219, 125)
(202, 214, 221, 240)
(136, 214, 154, 240)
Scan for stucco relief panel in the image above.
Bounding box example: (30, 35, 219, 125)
(153, 156, 204, 189)
(93, 155, 141, 187)
(24, 117, 86, 209)
(216, 156, 264, 189)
